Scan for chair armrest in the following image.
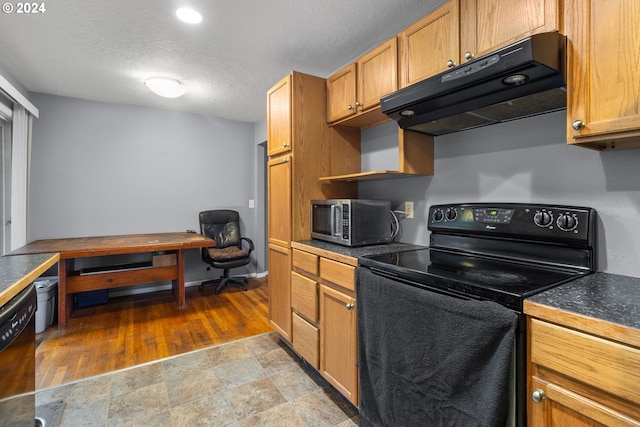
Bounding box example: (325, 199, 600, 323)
(241, 237, 255, 254)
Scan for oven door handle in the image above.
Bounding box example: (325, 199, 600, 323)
(367, 267, 483, 301)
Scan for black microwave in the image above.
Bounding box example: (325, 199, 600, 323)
(310, 199, 392, 247)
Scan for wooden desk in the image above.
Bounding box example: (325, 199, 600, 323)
(10, 232, 215, 328)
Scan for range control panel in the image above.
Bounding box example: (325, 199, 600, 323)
(428, 203, 596, 245)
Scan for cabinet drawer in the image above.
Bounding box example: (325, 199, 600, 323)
(291, 271, 318, 323)
(292, 312, 319, 369)
(531, 319, 640, 404)
(292, 249, 319, 276)
(320, 258, 355, 291)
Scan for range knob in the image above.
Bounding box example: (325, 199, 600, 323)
(556, 213, 578, 231)
(534, 211, 553, 227)
(445, 207, 457, 221)
(432, 209, 444, 222)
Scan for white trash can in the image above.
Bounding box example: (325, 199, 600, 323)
(34, 278, 58, 333)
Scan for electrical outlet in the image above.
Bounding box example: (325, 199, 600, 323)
(405, 201, 414, 219)
(249, 199, 255, 208)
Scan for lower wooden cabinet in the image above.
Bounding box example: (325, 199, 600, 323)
(290, 247, 359, 407)
(292, 312, 319, 369)
(268, 244, 291, 341)
(527, 318, 640, 426)
(320, 284, 358, 406)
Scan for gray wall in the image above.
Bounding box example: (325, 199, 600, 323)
(359, 111, 640, 278)
(28, 93, 265, 284)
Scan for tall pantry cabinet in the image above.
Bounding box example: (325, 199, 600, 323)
(266, 71, 358, 341)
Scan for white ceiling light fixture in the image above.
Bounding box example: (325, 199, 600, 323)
(176, 7, 202, 24)
(144, 77, 188, 98)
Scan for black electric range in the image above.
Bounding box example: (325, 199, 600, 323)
(357, 203, 597, 427)
(359, 202, 597, 312)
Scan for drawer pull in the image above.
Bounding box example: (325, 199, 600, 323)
(531, 389, 546, 403)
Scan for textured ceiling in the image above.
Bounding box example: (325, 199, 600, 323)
(0, 0, 445, 123)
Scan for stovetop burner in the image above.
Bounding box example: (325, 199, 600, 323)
(359, 203, 597, 312)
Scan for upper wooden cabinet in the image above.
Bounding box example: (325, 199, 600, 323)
(398, 0, 460, 88)
(326, 63, 356, 124)
(399, 0, 560, 88)
(460, 0, 560, 61)
(327, 37, 397, 126)
(564, 0, 640, 150)
(267, 74, 292, 157)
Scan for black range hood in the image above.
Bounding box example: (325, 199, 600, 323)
(381, 32, 566, 136)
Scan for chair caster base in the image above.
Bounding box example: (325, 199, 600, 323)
(200, 277, 248, 294)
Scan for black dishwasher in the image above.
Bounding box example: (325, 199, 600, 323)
(0, 283, 37, 427)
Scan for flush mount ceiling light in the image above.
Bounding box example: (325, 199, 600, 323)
(144, 77, 187, 98)
(176, 7, 202, 24)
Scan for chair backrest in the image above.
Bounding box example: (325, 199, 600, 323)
(199, 210, 242, 249)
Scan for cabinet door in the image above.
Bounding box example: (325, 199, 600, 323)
(460, 0, 559, 60)
(327, 63, 357, 123)
(565, 0, 640, 149)
(267, 74, 292, 157)
(357, 37, 398, 111)
(268, 244, 291, 341)
(528, 377, 640, 427)
(320, 284, 358, 406)
(267, 154, 291, 247)
(398, 0, 460, 88)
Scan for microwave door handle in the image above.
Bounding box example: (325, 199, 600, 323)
(331, 205, 340, 237)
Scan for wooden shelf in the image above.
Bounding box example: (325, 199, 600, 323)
(319, 170, 428, 182)
(320, 127, 434, 182)
(330, 107, 392, 129)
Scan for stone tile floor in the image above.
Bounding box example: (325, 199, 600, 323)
(36, 332, 359, 426)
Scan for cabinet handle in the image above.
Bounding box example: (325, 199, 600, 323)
(447, 59, 456, 68)
(355, 101, 362, 108)
(345, 303, 354, 310)
(531, 389, 546, 403)
(273, 156, 290, 165)
(347, 104, 354, 110)
(464, 51, 474, 60)
(572, 120, 585, 130)
(283, 142, 290, 148)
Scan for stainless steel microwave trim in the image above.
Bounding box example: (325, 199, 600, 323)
(310, 199, 392, 247)
(381, 32, 567, 136)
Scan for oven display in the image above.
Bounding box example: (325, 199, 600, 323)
(474, 208, 514, 224)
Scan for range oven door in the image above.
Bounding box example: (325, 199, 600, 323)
(356, 267, 521, 427)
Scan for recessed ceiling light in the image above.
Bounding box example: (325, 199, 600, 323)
(176, 7, 202, 24)
(144, 77, 187, 98)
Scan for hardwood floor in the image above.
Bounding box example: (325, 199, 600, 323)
(35, 277, 273, 390)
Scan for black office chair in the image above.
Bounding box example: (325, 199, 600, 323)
(199, 210, 254, 294)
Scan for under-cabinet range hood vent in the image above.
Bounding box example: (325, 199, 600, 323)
(381, 32, 567, 136)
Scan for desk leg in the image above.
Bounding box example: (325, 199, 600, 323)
(57, 258, 74, 329)
(173, 249, 186, 308)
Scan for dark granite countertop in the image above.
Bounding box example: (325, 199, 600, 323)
(292, 239, 426, 264)
(0, 253, 59, 306)
(524, 272, 640, 347)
